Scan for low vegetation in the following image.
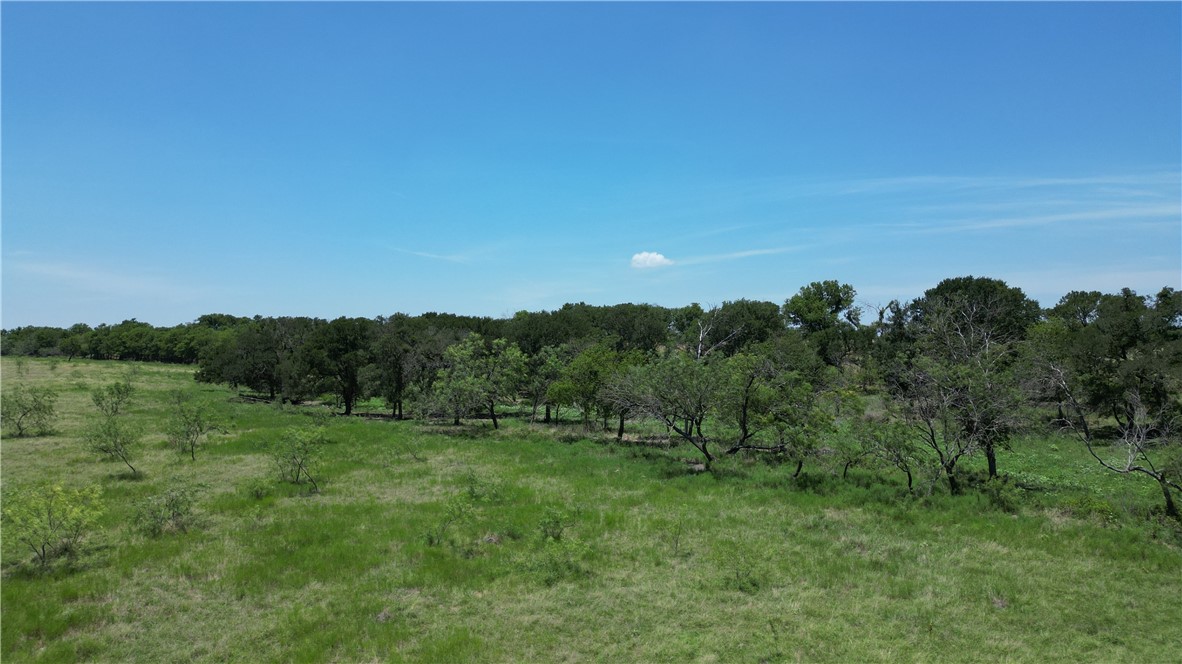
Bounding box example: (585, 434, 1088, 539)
(2, 356, 1180, 662)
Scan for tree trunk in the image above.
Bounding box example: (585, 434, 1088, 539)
(453, 414, 461, 426)
(947, 471, 961, 495)
(985, 444, 998, 479)
(489, 403, 499, 430)
(1161, 479, 1180, 521)
(544, 404, 551, 424)
(793, 459, 804, 478)
(904, 467, 913, 491)
(617, 413, 625, 440)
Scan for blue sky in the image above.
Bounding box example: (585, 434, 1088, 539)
(3, 2, 1179, 328)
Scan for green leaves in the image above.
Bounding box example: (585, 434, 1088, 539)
(85, 379, 141, 478)
(1, 384, 59, 437)
(2, 484, 104, 567)
(270, 426, 326, 491)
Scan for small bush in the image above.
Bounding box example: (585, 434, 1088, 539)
(1062, 494, 1119, 525)
(166, 391, 219, 460)
(522, 538, 592, 586)
(539, 506, 574, 542)
(246, 478, 271, 500)
(463, 470, 504, 503)
(425, 494, 474, 547)
(2, 484, 104, 567)
(135, 485, 200, 536)
(270, 426, 326, 491)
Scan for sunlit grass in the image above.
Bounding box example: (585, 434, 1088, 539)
(3, 357, 1180, 662)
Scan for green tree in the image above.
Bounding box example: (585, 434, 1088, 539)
(3, 484, 104, 567)
(1, 384, 59, 437)
(615, 352, 723, 465)
(883, 278, 1035, 491)
(303, 317, 374, 415)
(550, 341, 621, 430)
(783, 280, 862, 367)
(84, 380, 141, 477)
(432, 335, 526, 428)
(523, 344, 568, 423)
(365, 314, 415, 418)
(1034, 287, 1182, 519)
(166, 391, 218, 461)
(718, 334, 832, 476)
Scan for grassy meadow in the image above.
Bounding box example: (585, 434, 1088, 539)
(2, 357, 1180, 662)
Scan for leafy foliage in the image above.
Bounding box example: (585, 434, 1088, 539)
(165, 391, 219, 460)
(270, 426, 326, 491)
(84, 379, 141, 477)
(1, 384, 59, 437)
(135, 484, 200, 536)
(2, 484, 104, 567)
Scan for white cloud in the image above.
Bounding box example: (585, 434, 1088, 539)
(631, 251, 674, 269)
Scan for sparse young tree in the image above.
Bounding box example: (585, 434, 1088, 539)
(85, 379, 141, 477)
(1, 384, 59, 437)
(271, 426, 325, 492)
(166, 391, 218, 460)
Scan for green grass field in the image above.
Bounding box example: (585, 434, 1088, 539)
(3, 357, 1180, 662)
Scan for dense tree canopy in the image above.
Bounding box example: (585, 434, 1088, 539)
(6, 277, 1180, 512)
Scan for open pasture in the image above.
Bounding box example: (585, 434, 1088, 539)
(2, 358, 1180, 662)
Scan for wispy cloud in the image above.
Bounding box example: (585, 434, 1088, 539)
(631, 251, 674, 269)
(678, 246, 806, 266)
(895, 203, 1181, 234)
(8, 260, 201, 299)
(391, 247, 468, 263)
(830, 172, 1181, 197)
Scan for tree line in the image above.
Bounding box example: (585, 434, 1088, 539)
(3, 277, 1180, 516)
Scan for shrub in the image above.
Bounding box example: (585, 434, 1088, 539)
(539, 506, 574, 542)
(270, 426, 325, 491)
(166, 391, 219, 460)
(528, 538, 592, 586)
(2, 484, 104, 567)
(135, 485, 200, 536)
(246, 478, 271, 500)
(425, 493, 474, 547)
(1, 384, 59, 437)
